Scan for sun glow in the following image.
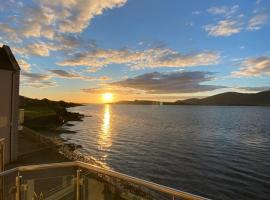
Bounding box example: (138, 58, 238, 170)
(102, 93, 113, 103)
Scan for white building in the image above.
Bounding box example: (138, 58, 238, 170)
(0, 45, 20, 164)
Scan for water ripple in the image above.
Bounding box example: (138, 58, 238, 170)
(61, 105, 270, 200)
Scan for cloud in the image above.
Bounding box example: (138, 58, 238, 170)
(192, 11, 201, 15)
(0, 0, 128, 39)
(49, 69, 80, 78)
(232, 56, 270, 77)
(57, 48, 220, 71)
(107, 71, 225, 94)
(256, 0, 262, 4)
(54, 34, 83, 49)
(14, 42, 60, 56)
(247, 14, 268, 30)
(22, 80, 57, 88)
(239, 86, 270, 92)
(0, 0, 131, 69)
(0, 4, 56, 41)
(204, 19, 242, 36)
(207, 5, 239, 17)
(0, 0, 129, 60)
(205, 5, 268, 36)
(41, 0, 127, 33)
(81, 86, 142, 95)
(49, 69, 110, 81)
(0, 23, 21, 42)
(21, 71, 51, 81)
(99, 76, 111, 81)
(18, 59, 31, 71)
(21, 71, 56, 88)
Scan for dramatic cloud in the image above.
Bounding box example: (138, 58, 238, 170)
(0, 0, 128, 38)
(0, 0, 128, 60)
(204, 20, 242, 37)
(232, 56, 270, 77)
(247, 14, 268, 30)
(57, 48, 220, 71)
(107, 71, 224, 94)
(49, 69, 110, 81)
(41, 0, 127, 33)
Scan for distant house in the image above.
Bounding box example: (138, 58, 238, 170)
(0, 45, 20, 164)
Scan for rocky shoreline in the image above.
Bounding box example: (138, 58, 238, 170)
(19, 95, 110, 168)
(22, 115, 109, 169)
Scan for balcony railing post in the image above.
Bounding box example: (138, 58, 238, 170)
(76, 169, 82, 200)
(15, 174, 22, 200)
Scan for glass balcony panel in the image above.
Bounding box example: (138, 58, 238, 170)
(0, 163, 207, 200)
(20, 167, 76, 200)
(81, 169, 174, 200)
(0, 171, 17, 200)
(21, 175, 75, 200)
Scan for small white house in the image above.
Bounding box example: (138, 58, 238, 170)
(0, 45, 20, 164)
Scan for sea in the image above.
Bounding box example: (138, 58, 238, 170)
(61, 104, 270, 200)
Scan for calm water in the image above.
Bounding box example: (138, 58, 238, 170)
(61, 105, 270, 200)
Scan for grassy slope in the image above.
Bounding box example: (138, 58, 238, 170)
(20, 96, 84, 131)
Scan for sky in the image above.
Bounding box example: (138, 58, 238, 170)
(0, 0, 270, 103)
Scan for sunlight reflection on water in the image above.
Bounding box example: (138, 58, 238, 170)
(98, 104, 112, 154)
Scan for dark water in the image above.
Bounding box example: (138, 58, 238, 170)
(61, 105, 270, 200)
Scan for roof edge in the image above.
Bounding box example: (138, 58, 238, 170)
(1, 45, 21, 71)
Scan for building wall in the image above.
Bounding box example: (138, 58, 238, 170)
(0, 69, 19, 164)
(0, 70, 12, 164)
(10, 71, 19, 162)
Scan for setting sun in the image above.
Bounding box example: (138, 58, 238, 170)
(102, 93, 113, 103)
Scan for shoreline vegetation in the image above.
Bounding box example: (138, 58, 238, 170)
(113, 91, 270, 106)
(20, 96, 84, 132)
(20, 96, 86, 151)
(19, 96, 111, 168)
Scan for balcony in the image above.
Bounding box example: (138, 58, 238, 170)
(0, 161, 209, 200)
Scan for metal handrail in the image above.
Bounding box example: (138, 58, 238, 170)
(0, 161, 210, 200)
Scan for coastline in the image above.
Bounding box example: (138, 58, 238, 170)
(17, 96, 110, 167)
(20, 125, 110, 169)
(19, 103, 110, 168)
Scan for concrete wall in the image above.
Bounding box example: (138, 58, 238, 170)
(0, 69, 19, 164)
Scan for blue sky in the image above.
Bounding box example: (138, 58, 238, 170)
(0, 0, 270, 103)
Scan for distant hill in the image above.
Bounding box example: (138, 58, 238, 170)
(179, 91, 270, 106)
(115, 100, 161, 105)
(20, 96, 83, 109)
(114, 91, 270, 106)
